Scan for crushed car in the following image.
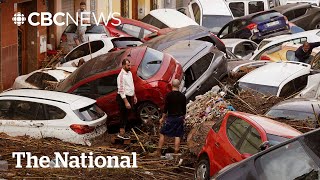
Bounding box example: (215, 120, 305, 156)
(0, 89, 107, 146)
(222, 38, 258, 59)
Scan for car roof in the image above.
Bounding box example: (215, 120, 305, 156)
(163, 40, 213, 66)
(269, 98, 320, 113)
(0, 89, 96, 110)
(193, 0, 232, 15)
(263, 29, 320, 41)
(149, 9, 198, 28)
(222, 38, 255, 47)
(272, 2, 312, 13)
(238, 112, 302, 138)
(32, 67, 76, 81)
(238, 62, 311, 87)
(113, 16, 160, 31)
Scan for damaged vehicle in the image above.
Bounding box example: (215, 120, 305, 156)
(212, 128, 320, 180)
(58, 37, 143, 67)
(266, 98, 320, 127)
(12, 67, 76, 90)
(142, 25, 227, 53)
(163, 40, 228, 100)
(217, 10, 290, 43)
(56, 46, 183, 125)
(0, 89, 107, 146)
(195, 111, 301, 179)
(106, 16, 159, 40)
(222, 38, 258, 59)
(236, 62, 320, 98)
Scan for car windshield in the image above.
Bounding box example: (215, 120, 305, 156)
(86, 25, 107, 34)
(258, 40, 271, 50)
(257, 140, 320, 180)
(266, 109, 316, 121)
(252, 12, 282, 23)
(267, 134, 290, 146)
(238, 82, 279, 96)
(74, 104, 105, 121)
(137, 48, 164, 80)
(202, 15, 233, 33)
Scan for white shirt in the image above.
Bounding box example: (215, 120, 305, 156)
(117, 69, 135, 99)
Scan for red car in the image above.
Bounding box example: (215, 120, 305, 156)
(106, 17, 160, 40)
(56, 46, 183, 125)
(195, 111, 302, 179)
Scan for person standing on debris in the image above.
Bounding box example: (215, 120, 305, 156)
(295, 41, 320, 63)
(74, 1, 90, 46)
(152, 79, 186, 156)
(116, 59, 137, 139)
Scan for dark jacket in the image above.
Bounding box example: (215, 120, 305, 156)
(295, 42, 320, 63)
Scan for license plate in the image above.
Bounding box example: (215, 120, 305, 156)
(266, 21, 280, 27)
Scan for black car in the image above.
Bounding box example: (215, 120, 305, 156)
(217, 10, 290, 43)
(272, 3, 320, 30)
(142, 25, 227, 53)
(212, 128, 320, 180)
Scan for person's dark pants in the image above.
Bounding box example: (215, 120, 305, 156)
(160, 116, 185, 138)
(116, 94, 133, 130)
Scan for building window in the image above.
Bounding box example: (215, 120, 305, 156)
(121, 0, 130, 18)
(150, 0, 158, 10)
(90, 0, 96, 23)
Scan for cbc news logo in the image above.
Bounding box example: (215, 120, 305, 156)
(12, 12, 27, 26)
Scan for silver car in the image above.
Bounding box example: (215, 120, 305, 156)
(163, 40, 228, 100)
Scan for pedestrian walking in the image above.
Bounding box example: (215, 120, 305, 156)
(151, 79, 186, 156)
(295, 41, 320, 63)
(116, 59, 137, 139)
(74, 1, 90, 46)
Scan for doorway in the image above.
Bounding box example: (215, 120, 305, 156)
(132, 0, 138, 20)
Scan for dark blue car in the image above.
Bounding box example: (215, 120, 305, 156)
(217, 10, 290, 43)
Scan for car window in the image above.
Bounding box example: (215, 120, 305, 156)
(229, 2, 245, 17)
(190, 53, 214, 79)
(293, 8, 307, 18)
(286, 50, 297, 61)
(249, 1, 265, 14)
(143, 29, 152, 37)
(257, 141, 320, 180)
(219, 24, 230, 36)
(239, 82, 279, 96)
(234, 42, 256, 57)
(11, 101, 44, 120)
(46, 104, 66, 120)
(141, 14, 168, 29)
(111, 39, 142, 48)
(293, 74, 308, 92)
(279, 75, 308, 98)
(212, 119, 223, 133)
(252, 12, 282, 22)
(64, 24, 77, 33)
(73, 74, 118, 99)
(283, 11, 295, 21)
(266, 134, 289, 146)
(137, 48, 164, 80)
(74, 104, 105, 121)
(184, 67, 196, 89)
(86, 25, 106, 34)
(65, 40, 105, 62)
(203, 15, 233, 33)
(191, 3, 201, 24)
(239, 127, 262, 154)
(0, 100, 14, 119)
(231, 20, 247, 33)
(26, 72, 57, 89)
(266, 109, 316, 121)
(121, 24, 142, 38)
(227, 116, 251, 148)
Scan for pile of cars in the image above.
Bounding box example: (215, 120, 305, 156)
(1, 0, 320, 178)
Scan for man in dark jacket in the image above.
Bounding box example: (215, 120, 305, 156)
(295, 42, 320, 63)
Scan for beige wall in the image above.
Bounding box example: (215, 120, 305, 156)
(112, 0, 121, 15)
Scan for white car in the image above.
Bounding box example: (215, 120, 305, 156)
(178, 0, 234, 33)
(222, 38, 258, 59)
(226, 0, 272, 17)
(58, 37, 143, 67)
(141, 9, 198, 29)
(0, 89, 107, 146)
(237, 61, 320, 97)
(12, 67, 77, 90)
(59, 24, 110, 54)
(251, 29, 320, 60)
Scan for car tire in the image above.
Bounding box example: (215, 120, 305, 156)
(195, 156, 210, 180)
(137, 102, 161, 124)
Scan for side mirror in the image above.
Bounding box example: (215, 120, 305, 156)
(241, 153, 251, 159)
(259, 141, 270, 151)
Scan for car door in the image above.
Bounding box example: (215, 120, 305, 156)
(212, 115, 251, 170)
(185, 53, 213, 100)
(0, 100, 43, 138)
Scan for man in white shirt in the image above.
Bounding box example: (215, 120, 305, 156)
(116, 59, 137, 139)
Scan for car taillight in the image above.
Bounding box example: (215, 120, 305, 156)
(260, 55, 271, 61)
(60, 34, 67, 42)
(70, 124, 95, 134)
(247, 23, 257, 30)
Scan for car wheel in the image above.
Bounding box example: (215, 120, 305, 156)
(195, 156, 210, 180)
(138, 102, 161, 124)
